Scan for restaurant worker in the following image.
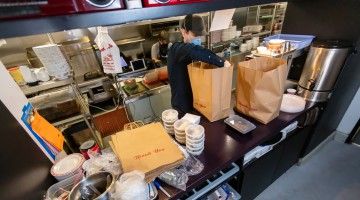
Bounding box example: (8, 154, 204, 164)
(151, 30, 172, 64)
(167, 14, 231, 116)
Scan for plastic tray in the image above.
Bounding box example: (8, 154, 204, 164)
(224, 115, 256, 134)
(264, 34, 315, 50)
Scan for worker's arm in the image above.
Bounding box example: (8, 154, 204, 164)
(170, 43, 226, 67)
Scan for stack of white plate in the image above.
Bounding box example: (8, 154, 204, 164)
(173, 119, 192, 144)
(185, 125, 205, 156)
(161, 109, 179, 135)
(50, 153, 85, 181)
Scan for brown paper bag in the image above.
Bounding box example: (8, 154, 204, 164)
(236, 57, 287, 124)
(188, 61, 233, 122)
(110, 123, 184, 182)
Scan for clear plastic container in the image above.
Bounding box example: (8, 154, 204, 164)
(224, 115, 256, 134)
(45, 173, 84, 200)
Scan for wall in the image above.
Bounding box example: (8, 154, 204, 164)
(282, 0, 360, 149)
(337, 87, 360, 135)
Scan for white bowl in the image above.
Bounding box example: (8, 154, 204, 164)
(173, 119, 191, 132)
(185, 125, 205, 140)
(51, 153, 85, 181)
(162, 109, 178, 123)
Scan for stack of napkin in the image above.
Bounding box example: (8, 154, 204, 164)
(110, 122, 184, 182)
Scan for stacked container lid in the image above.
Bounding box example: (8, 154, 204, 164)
(161, 109, 179, 135)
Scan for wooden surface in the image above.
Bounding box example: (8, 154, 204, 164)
(158, 102, 316, 199)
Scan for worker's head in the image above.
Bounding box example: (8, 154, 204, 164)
(158, 31, 169, 45)
(180, 14, 206, 43)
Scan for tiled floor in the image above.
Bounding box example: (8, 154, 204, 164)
(255, 140, 360, 200)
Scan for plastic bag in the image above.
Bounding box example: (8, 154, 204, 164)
(159, 167, 189, 191)
(82, 148, 121, 176)
(94, 26, 124, 74)
(113, 171, 149, 200)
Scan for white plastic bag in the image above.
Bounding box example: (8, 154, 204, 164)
(113, 171, 149, 200)
(94, 27, 124, 74)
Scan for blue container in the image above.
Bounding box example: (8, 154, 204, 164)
(264, 34, 315, 50)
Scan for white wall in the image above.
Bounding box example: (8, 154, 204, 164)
(337, 87, 360, 135)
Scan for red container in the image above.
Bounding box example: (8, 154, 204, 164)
(142, 0, 208, 7)
(79, 140, 101, 159)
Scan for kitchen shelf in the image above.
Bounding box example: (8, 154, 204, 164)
(211, 31, 271, 49)
(0, 0, 283, 39)
(20, 78, 74, 96)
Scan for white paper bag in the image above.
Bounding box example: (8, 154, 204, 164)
(94, 27, 124, 74)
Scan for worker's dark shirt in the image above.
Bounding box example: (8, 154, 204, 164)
(167, 42, 225, 115)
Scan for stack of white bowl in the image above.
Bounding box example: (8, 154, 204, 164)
(185, 125, 205, 156)
(252, 37, 260, 48)
(173, 119, 192, 144)
(221, 26, 237, 42)
(161, 109, 179, 135)
(50, 153, 85, 181)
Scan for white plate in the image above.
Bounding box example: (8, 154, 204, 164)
(51, 153, 85, 177)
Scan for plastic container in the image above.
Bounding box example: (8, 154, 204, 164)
(45, 173, 84, 200)
(224, 115, 256, 134)
(264, 34, 315, 50)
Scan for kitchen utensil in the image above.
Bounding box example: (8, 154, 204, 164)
(246, 40, 253, 51)
(34, 67, 50, 82)
(46, 173, 84, 200)
(252, 36, 260, 48)
(287, 88, 297, 94)
(256, 46, 269, 55)
(162, 109, 178, 123)
(298, 40, 352, 102)
(19, 65, 38, 84)
(69, 171, 115, 200)
(185, 124, 205, 155)
(224, 115, 256, 134)
(280, 94, 306, 113)
(7, 66, 26, 85)
(50, 153, 85, 181)
(79, 140, 101, 160)
(240, 43, 248, 52)
(268, 39, 285, 52)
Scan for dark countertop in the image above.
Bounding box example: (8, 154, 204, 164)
(159, 102, 316, 199)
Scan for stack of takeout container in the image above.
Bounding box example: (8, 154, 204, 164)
(185, 125, 205, 156)
(50, 153, 85, 181)
(173, 119, 192, 144)
(161, 109, 179, 135)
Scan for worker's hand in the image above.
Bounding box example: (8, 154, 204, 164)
(224, 60, 232, 68)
